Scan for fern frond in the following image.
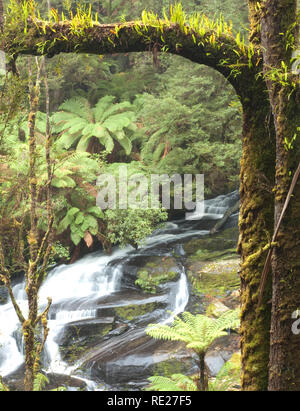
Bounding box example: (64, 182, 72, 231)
(146, 374, 197, 391)
(59, 97, 92, 122)
(146, 375, 183, 391)
(93, 95, 116, 122)
(102, 112, 135, 133)
(99, 101, 133, 123)
(146, 310, 240, 355)
(33, 373, 49, 391)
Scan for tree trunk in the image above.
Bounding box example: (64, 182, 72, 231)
(198, 352, 208, 391)
(260, 0, 300, 391)
(0, 0, 3, 32)
(238, 80, 275, 390)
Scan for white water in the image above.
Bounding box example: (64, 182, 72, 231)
(186, 190, 239, 220)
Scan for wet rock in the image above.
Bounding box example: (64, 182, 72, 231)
(135, 256, 181, 294)
(46, 373, 87, 391)
(57, 317, 115, 363)
(205, 334, 240, 377)
(82, 333, 196, 390)
(96, 289, 169, 326)
(206, 299, 231, 317)
(183, 226, 239, 260)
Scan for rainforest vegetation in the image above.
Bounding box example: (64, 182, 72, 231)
(0, 0, 299, 392)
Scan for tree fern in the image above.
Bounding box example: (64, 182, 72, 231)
(146, 310, 239, 355)
(53, 96, 137, 155)
(146, 310, 240, 391)
(146, 353, 241, 392)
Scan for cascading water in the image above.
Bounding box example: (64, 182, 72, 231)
(0, 191, 238, 390)
(186, 189, 239, 220)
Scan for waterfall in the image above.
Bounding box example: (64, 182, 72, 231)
(0, 191, 237, 389)
(0, 248, 129, 379)
(186, 190, 239, 220)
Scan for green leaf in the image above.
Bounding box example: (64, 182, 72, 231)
(86, 215, 98, 229)
(57, 216, 70, 234)
(75, 212, 85, 225)
(67, 207, 80, 218)
(89, 225, 98, 235)
(87, 206, 104, 218)
(118, 135, 132, 155)
(76, 134, 92, 152)
(51, 176, 76, 188)
(71, 231, 82, 246)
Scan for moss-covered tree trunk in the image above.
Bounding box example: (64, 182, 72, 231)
(260, 0, 300, 391)
(238, 86, 275, 390)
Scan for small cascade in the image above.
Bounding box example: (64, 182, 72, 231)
(186, 190, 239, 220)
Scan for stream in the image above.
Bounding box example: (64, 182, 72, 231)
(0, 190, 239, 391)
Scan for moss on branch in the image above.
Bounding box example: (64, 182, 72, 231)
(2, 1, 262, 95)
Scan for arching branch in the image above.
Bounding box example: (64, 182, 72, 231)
(2, 7, 261, 97)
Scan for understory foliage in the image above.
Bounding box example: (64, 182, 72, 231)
(147, 355, 241, 391)
(2, 0, 244, 197)
(146, 310, 240, 391)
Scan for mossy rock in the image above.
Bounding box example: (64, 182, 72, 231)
(115, 302, 159, 321)
(189, 248, 237, 262)
(188, 258, 240, 298)
(58, 318, 114, 364)
(206, 300, 231, 317)
(183, 227, 239, 260)
(135, 256, 180, 294)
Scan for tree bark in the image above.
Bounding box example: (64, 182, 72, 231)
(238, 79, 275, 390)
(260, 0, 300, 391)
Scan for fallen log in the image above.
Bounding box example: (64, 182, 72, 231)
(210, 200, 240, 234)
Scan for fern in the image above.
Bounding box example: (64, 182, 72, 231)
(146, 353, 241, 392)
(53, 96, 137, 155)
(33, 373, 49, 391)
(0, 376, 9, 391)
(146, 310, 240, 391)
(146, 310, 239, 355)
(146, 374, 198, 391)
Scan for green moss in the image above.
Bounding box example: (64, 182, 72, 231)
(153, 357, 187, 378)
(189, 248, 238, 262)
(183, 227, 239, 259)
(135, 256, 180, 294)
(189, 267, 239, 298)
(115, 302, 158, 321)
